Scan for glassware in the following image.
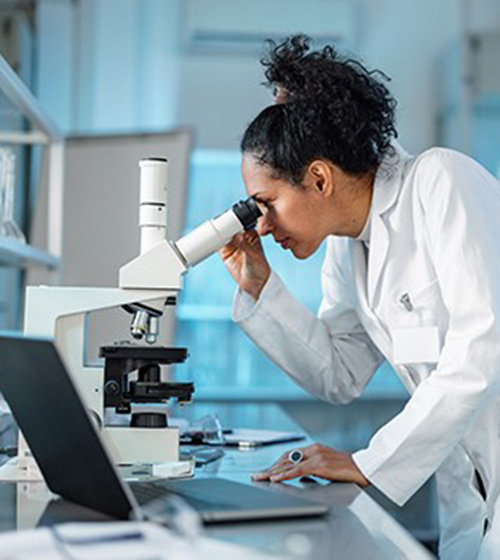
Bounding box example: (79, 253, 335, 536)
(0, 148, 5, 229)
(0, 147, 26, 243)
(182, 413, 226, 445)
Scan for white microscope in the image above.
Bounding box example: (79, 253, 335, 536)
(18, 157, 261, 474)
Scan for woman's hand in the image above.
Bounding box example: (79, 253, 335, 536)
(219, 230, 271, 301)
(252, 443, 370, 487)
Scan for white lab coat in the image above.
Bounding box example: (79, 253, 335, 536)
(233, 145, 500, 559)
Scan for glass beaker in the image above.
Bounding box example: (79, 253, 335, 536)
(0, 147, 26, 243)
(190, 413, 226, 445)
(0, 148, 6, 230)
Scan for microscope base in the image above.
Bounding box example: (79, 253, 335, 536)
(0, 427, 181, 482)
(104, 426, 179, 464)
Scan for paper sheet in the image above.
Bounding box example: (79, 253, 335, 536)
(223, 429, 304, 447)
(0, 521, 278, 559)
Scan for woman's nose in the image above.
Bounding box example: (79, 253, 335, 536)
(256, 215, 273, 237)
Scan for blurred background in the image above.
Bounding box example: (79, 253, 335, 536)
(2, 0, 500, 551)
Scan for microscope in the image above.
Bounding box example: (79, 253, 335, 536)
(17, 158, 261, 473)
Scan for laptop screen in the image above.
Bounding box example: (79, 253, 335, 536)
(0, 334, 136, 520)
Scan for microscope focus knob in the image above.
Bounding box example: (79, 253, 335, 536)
(105, 380, 120, 396)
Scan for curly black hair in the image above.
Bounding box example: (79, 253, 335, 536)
(241, 35, 397, 182)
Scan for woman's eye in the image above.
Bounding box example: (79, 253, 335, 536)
(254, 198, 274, 213)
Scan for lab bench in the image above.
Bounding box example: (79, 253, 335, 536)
(0, 403, 434, 559)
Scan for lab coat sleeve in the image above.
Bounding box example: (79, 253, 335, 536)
(353, 149, 500, 506)
(232, 239, 384, 404)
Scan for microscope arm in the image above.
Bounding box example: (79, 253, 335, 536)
(119, 239, 186, 290)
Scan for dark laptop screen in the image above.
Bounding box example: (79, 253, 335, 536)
(0, 335, 135, 520)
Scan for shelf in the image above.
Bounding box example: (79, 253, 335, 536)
(0, 52, 64, 265)
(0, 55, 62, 144)
(0, 237, 59, 269)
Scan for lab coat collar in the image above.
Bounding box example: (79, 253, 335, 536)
(365, 142, 412, 305)
(371, 141, 411, 216)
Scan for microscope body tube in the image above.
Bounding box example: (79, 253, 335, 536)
(139, 158, 168, 254)
(175, 209, 244, 267)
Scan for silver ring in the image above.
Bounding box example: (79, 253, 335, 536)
(288, 449, 304, 464)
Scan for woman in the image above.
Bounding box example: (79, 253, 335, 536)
(219, 37, 500, 559)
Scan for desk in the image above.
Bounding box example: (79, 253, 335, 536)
(0, 403, 434, 559)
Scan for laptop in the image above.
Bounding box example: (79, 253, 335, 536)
(0, 334, 328, 523)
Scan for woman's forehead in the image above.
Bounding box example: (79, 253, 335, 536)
(242, 154, 277, 191)
(241, 152, 266, 175)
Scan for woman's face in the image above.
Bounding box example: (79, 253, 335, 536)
(241, 153, 330, 259)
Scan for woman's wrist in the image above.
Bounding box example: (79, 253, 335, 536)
(349, 453, 370, 487)
(245, 270, 271, 301)
(246, 279, 267, 301)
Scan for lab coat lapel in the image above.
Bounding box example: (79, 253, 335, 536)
(352, 240, 369, 305)
(367, 144, 410, 306)
(351, 240, 392, 359)
(367, 213, 390, 305)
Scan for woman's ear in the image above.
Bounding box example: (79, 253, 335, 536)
(306, 160, 334, 196)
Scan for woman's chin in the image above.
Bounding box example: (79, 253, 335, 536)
(290, 245, 313, 260)
(290, 239, 323, 260)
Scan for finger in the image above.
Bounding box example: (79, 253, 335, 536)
(263, 461, 295, 476)
(218, 241, 238, 260)
(252, 457, 305, 481)
(252, 468, 287, 481)
(252, 471, 272, 481)
(243, 230, 260, 246)
(218, 233, 250, 262)
(241, 230, 267, 253)
(218, 245, 236, 262)
(261, 446, 310, 473)
(269, 462, 309, 482)
(219, 233, 260, 261)
(254, 453, 296, 477)
(259, 449, 294, 473)
(251, 445, 313, 481)
(223, 233, 246, 251)
(251, 462, 288, 481)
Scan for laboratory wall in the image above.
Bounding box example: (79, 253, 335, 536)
(34, 0, 500, 154)
(35, 0, 182, 133)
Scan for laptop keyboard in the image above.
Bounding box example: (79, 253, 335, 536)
(130, 481, 236, 511)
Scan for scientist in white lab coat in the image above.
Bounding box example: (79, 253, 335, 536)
(220, 36, 500, 559)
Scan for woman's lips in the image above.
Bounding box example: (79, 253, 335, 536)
(278, 237, 291, 249)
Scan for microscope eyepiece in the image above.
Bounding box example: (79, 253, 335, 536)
(232, 197, 262, 231)
(174, 196, 263, 268)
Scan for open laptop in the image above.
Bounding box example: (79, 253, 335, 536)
(0, 334, 328, 523)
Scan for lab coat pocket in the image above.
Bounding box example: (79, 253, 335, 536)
(390, 278, 442, 364)
(404, 277, 440, 311)
(392, 277, 442, 327)
(392, 326, 440, 364)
